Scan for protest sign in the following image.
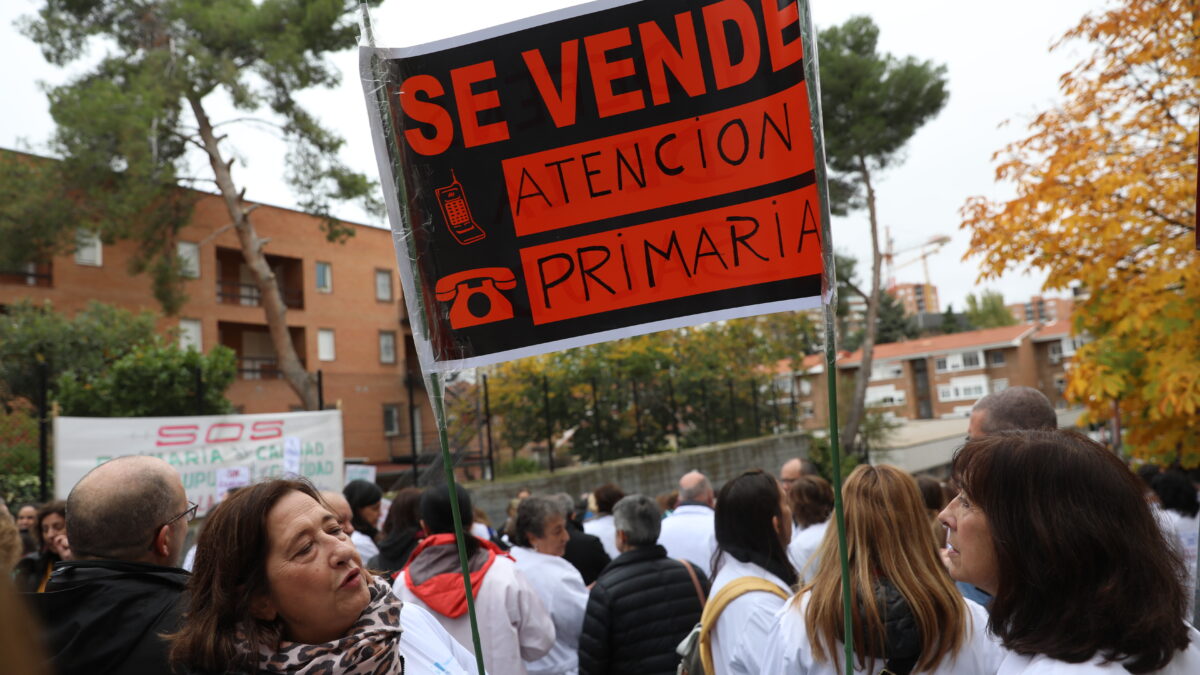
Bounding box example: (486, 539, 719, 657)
(344, 463, 378, 485)
(362, 0, 826, 373)
(54, 410, 344, 517)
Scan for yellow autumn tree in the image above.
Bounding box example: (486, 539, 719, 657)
(962, 0, 1199, 466)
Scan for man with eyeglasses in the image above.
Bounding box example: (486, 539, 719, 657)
(26, 455, 193, 675)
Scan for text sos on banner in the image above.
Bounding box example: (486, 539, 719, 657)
(363, 0, 827, 372)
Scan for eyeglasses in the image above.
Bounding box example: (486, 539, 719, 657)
(162, 501, 198, 529)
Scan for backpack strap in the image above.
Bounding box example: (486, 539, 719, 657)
(698, 576, 789, 674)
(678, 558, 706, 609)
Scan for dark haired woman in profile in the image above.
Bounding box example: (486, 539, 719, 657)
(704, 470, 799, 674)
(941, 430, 1200, 673)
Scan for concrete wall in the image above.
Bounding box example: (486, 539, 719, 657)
(462, 432, 811, 526)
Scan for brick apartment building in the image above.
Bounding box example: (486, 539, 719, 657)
(0, 187, 440, 477)
(781, 322, 1078, 431)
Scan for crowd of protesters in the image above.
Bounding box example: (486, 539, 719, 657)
(3, 386, 1200, 674)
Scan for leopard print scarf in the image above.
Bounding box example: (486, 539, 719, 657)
(255, 575, 406, 674)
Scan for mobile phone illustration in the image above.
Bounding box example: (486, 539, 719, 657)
(435, 171, 486, 245)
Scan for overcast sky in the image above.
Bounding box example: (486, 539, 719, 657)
(1, 0, 1104, 312)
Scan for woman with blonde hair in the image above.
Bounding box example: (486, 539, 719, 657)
(761, 464, 1001, 674)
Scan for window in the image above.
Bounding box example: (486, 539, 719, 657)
(798, 378, 813, 397)
(74, 230, 102, 266)
(375, 269, 393, 302)
(866, 384, 906, 407)
(935, 351, 984, 373)
(988, 350, 1006, 366)
(990, 378, 1009, 393)
(869, 361, 904, 381)
(316, 262, 332, 293)
(937, 375, 989, 402)
(379, 331, 397, 364)
(177, 241, 200, 278)
(1048, 342, 1063, 364)
(179, 319, 202, 351)
(383, 404, 400, 436)
(318, 329, 336, 361)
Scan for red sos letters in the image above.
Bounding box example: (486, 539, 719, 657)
(156, 420, 284, 447)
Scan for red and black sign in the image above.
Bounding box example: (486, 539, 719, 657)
(364, 0, 826, 370)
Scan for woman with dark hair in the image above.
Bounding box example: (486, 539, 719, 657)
(343, 479, 383, 563)
(510, 496, 589, 675)
(701, 470, 798, 674)
(583, 483, 624, 559)
(167, 478, 473, 674)
(786, 474, 834, 583)
(763, 464, 1001, 674)
(394, 483, 554, 674)
(1152, 470, 1200, 624)
(13, 500, 70, 593)
(368, 487, 423, 574)
(940, 430, 1200, 672)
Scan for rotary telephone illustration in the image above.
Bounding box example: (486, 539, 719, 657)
(434, 267, 517, 329)
(435, 170, 487, 245)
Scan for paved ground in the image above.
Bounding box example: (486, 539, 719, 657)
(872, 408, 1086, 475)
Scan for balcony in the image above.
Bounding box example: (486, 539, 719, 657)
(217, 280, 303, 309)
(0, 262, 52, 288)
(216, 247, 304, 310)
(219, 321, 306, 381)
(239, 356, 282, 380)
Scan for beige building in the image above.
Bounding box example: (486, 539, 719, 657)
(1007, 294, 1073, 324)
(890, 282, 940, 316)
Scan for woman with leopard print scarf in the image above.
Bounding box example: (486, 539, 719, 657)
(168, 479, 476, 674)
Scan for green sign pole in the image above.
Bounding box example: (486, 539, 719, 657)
(358, 6, 486, 673)
(800, 2, 856, 673)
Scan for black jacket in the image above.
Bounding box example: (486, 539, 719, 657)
(579, 544, 708, 675)
(27, 559, 189, 675)
(563, 521, 610, 585)
(367, 526, 422, 574)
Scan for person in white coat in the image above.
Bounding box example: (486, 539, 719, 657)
(658, 471, 717, 576)
(583, 483, 624, 560)
(940, 431, 1200, 673)
(394, 483, 555, 675)
(762, 464, 1004, 674)
(706, 470, 798, 675)
(1151, 470, 1200, 624)
(510, 496, 590, 675)
(785, 474, 833, 582)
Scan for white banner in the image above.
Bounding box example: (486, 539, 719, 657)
(54, 410, 344, 517)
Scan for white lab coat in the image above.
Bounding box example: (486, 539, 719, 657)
(760, 592, 1004, 674)
(995, 624, 1200, 674)
(583, 514, 619, 560)
(395, 555, 555, 675)
(396, 599, 482, 673)
(1161, 510, 1200, 622)
(787, 520, 828, 584)
(657, 504, 717, 577)
(708, 554, 791, 675)
(352, 530, 380, 563)
(510, 546, 589, 675)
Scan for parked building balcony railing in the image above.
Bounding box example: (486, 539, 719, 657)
(0, 264, 52, 288)
(239, 356, 282, 380)
(217, 281, 303, 309)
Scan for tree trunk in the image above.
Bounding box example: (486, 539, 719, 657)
(840, 155, 883, 459)
(188, 94, 319, 410)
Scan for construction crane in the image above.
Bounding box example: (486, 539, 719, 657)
(882, 230, 951, 311)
